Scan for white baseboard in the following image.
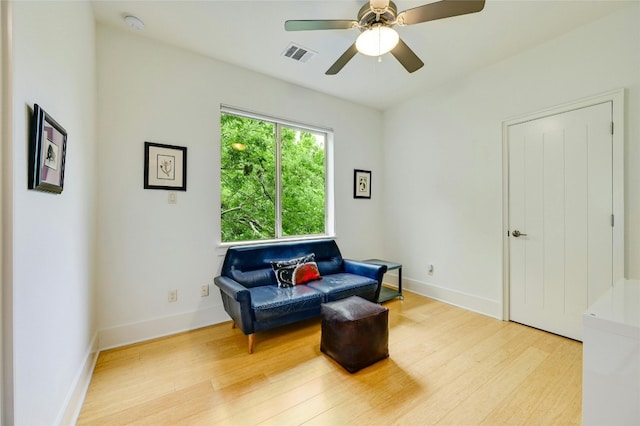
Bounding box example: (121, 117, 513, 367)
(56, 332, 99, 426)
(403, 277, 503, 320)
(98, 305, 230, 351)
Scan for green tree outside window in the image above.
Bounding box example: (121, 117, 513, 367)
(221, 113, 327, 243)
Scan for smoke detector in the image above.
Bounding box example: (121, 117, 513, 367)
(124, 15, 145, 31)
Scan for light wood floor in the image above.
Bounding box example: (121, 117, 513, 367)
(78, 292, 583, 425)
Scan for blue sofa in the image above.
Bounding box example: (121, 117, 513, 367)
(214, 239, 387, 353)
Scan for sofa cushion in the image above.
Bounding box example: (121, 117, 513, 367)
(249, 284, 323, 321)
(229, 267, 276, 288)
(307, 273, 378, 302)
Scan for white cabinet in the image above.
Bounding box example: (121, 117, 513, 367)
(583, 279, 640, 425)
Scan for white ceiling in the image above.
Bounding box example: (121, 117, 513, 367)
(91, 0, 634, 110)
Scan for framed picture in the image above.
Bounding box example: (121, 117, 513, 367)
(353, 169, 371, 199)
(28, 104, 68, 194)
(144, 142, 187, 191)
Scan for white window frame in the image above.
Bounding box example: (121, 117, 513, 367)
(219, 105, 335, 247)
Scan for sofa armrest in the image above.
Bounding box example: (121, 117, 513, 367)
(214, 275, 251, 302)
(343, 259, 388, 284)
(214, 275, 254, 334)
(344, 260, 388, 301)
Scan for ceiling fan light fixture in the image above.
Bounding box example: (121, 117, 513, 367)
(355, 25, 399, 57)
(370, 0, 390, 10)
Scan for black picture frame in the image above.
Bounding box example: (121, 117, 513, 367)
(354, 169, 371, 199)
(144, 142, 187, 191)
(28, 104, 68, 194)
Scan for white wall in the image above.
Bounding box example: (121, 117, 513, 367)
(11, 2, 97, 425)
(0, 1, 9, 423)
(95, 25, 385, 349)
(382, 4, 640, 317)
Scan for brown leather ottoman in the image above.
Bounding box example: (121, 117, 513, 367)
(320, 295, 389, 373)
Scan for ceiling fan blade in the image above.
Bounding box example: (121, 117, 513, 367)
(285, 20, 357, 31)
(390, 39, 424, 73)
(398, 0, 485, 26)
(325, 43, 359, 75)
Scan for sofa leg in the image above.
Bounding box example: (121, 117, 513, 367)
(231, 321, 236, 329)
(248, 334, 255, 354)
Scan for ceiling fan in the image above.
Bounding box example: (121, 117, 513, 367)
(285, 0, 486, 75)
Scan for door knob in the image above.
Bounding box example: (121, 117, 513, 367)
(512, 230, 527, 237)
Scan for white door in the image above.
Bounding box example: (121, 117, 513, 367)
(508, 102, 613, 341)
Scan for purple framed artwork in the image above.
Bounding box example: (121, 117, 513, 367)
(28, 104, 68, 194)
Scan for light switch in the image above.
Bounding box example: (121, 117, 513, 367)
(168, 192, 177, 204)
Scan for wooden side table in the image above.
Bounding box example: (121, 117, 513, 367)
(363, 259, 403, 303)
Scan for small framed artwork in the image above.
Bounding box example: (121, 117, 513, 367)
(144, 142, 187, 191)
(28, 104, 68, 194)
(353, 169, 371, 199)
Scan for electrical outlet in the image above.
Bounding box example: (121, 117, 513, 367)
(200, 284, 209, 297)
(168, 289, 178, 303)
(428, 264, 434, 275)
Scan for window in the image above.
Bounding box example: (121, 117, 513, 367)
(220, 106, 333, 244)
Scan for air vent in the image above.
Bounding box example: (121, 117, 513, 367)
(282, 43, 317, 63)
